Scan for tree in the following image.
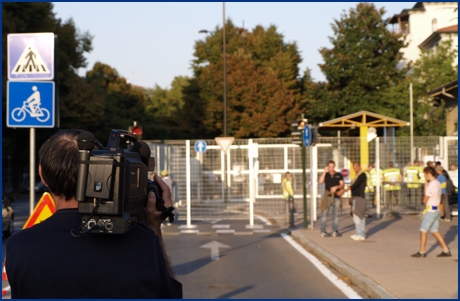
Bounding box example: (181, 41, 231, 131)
(85, 62, 146, 143)
(384, 40, 458, 136)
(2, 3, 93, 193)
(191, 20, 302, 138)
(317, 3, 407, 120)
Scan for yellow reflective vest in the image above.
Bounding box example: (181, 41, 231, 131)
(369, 168, 383, 187)
(405, 166, 421, 188)
(282, 178, 293, 199)
(383, 168, 401, 191)
(364, 171, 374, 193)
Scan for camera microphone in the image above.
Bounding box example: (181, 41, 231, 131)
(76, 131, 95, 202)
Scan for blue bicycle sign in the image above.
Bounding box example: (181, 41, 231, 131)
(7, 81, 55, 128)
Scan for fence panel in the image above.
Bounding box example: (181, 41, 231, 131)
(145, 136, 458, 222)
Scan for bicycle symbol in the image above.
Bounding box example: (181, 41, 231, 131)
(11, 86, 50, 122)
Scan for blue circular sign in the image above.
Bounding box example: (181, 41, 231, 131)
(195, 140, 207, 153)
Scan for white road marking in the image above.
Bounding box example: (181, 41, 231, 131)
(212, 224, 231, 229)
(200, 241, 230, 260)
(245, 225, 263, 229)
(281, 233, 362, 299)
(216, 229, 235, 234)
(180, 229, 199, 234)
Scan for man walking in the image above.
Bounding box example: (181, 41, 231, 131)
(412, 166, 451, 258)
(318, 161, 344, 237)
(346, 162, 367, 240)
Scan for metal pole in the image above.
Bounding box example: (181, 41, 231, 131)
(249, 139, 254, 226)
(302, 143, 307, 228)
(375, 137, 381, 218)
(30, 128, 35, 215)
(311, 144, 318, 223)
(223, 2, 227, 137)
(410, 83, 414, 164)
(186, 140, 191, 227)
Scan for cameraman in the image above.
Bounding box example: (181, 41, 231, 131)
(6, 129, 182, 298)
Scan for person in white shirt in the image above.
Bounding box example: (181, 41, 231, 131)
(412, 166, 451, 258)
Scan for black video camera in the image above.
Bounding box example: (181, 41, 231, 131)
(75, 129, 175, 235)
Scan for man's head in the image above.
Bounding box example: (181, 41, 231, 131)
(367, 164, 373, 171)
(161, 170, 169, 177)
(353, 162, 361, 173)
(285, 172, 292, 180)
(450, 164, 458, 171)
(388, 162, 394, 168)
(435, 161, 442, 167)
(435, 165, 444, 175)
(327, 160, 335, 173)
(424, 166, 437, 181)
(38, 129, 83, 201)
(426, 161, 434, 167)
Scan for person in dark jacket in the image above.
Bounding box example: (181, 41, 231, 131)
(345, 162, 368, 241)
(6, 129, 182, 299)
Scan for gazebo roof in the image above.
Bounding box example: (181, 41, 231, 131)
(318, 111, 409, 131)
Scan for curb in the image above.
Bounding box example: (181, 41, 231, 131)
(290, 230, 397, 299)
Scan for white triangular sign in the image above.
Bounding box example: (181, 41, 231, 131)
(12, 43, 50, 75)
(215, 137, 235, 154)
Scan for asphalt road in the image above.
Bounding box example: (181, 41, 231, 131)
(2, 195, 362, 299)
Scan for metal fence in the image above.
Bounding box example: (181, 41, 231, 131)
(145, 136, 458, 222)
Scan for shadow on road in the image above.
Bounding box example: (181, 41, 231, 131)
(217, 285, 255, 299)
(173, 255, 226, 276)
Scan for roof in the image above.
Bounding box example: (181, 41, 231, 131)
(437, 24, 458, 33)
(318, 111, 409, 131)
(428, 79, 458, 97)
(419, 24, 458, 50)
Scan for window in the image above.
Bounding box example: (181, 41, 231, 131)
(432, 19, 438, 32)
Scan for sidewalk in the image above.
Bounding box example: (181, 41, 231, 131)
(286, 208, 458, 299)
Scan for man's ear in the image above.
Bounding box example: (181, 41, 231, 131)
(38, 165, 48, 187)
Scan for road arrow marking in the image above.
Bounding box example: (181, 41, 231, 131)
(200, 241, 230, 260)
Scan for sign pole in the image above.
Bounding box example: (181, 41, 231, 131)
(302, 142, 307, 228)
(30, 128, 35, 215)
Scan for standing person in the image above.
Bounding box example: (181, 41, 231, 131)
(364, 164, 374, 217)
(405, 161, 423, 207)
(412, 166, 451, 258)
(318, 161, 344, 237)
(435, 166, 451, 222)
(345, 162, 367, 240)
(160, 170, 175, 195)
(383, 162, 402, 206)
(282, 172, 296, 214)
(6, 130, 182, 298)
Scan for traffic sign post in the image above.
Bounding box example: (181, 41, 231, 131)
(194, 140, 207, 154)
(7, 32, 56, 215)
(303, 125, 311, 147)
(7, 81, 55, 128)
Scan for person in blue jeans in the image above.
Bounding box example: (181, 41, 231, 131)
(412, 166, 451, 258)
(318, 160, 344, 237)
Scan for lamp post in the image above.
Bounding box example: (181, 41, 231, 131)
(199, 2, 227, 137)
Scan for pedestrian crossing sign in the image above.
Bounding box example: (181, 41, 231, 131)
(8, 33, 54, 80)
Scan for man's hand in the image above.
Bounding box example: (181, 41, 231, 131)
(146, 174, 174, 233)
(330, 186, 337, 194)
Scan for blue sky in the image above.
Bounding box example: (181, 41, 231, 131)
(52, 2, 414, 89)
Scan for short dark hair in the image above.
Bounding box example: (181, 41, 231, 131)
(327, 160, 335, 165)
(423, 166, 436, 178)
(39, 129, 83, 201)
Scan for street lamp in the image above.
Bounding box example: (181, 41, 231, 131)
(198, 2, 227, 137)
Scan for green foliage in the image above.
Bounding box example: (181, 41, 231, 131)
(384, 40, 458, 136)
(85, 62, 146, 143)
(190, 20, 301, 138)
(316, 3, 407, 120)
